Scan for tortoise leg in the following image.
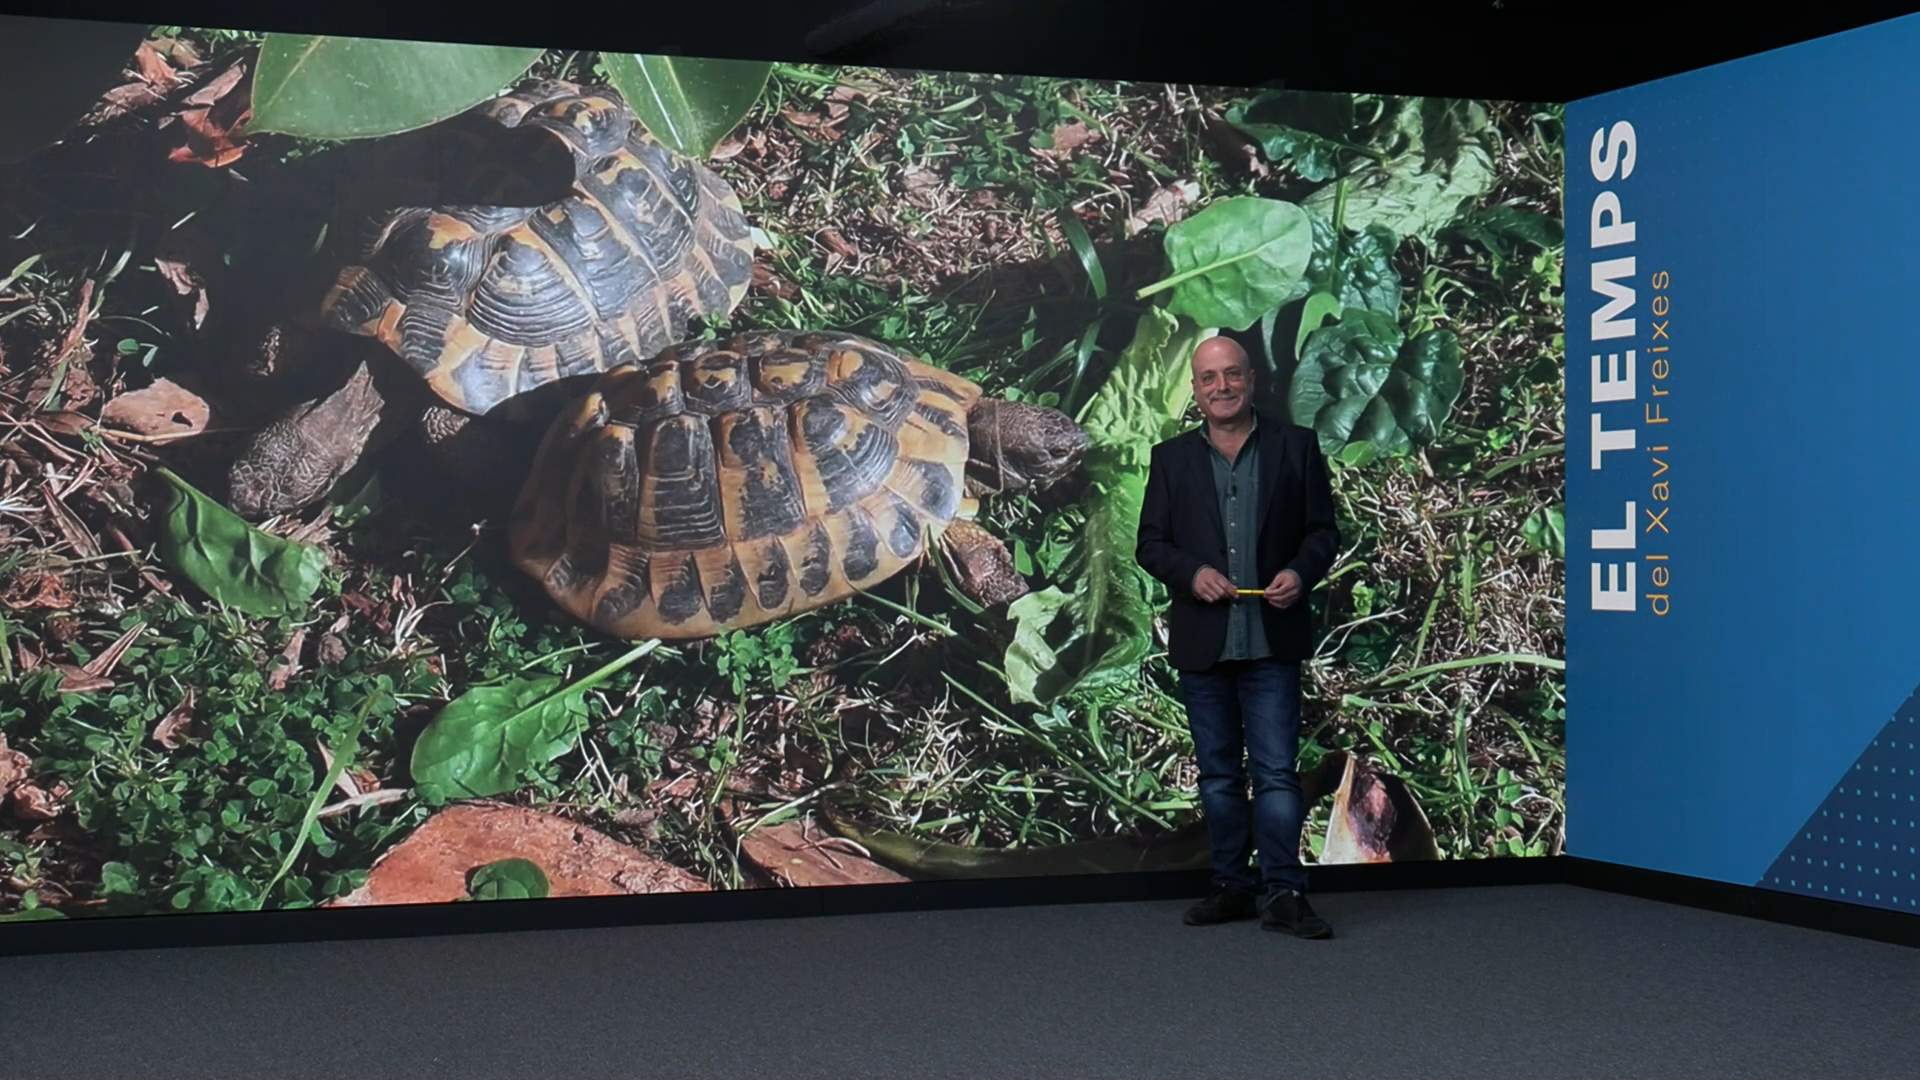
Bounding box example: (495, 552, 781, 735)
(227, 354, 419, 519)
(939, 519, 1029, 607)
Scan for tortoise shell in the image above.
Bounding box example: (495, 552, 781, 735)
(508, 330, 982, 640)
(315, 81, 754, 416)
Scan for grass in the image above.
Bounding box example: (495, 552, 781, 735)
(0, 32, 1565, 916)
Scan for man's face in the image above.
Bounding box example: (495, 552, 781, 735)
(1192, 344, 1253, 424)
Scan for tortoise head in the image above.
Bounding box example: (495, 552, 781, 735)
(965, 399, 1090, 495)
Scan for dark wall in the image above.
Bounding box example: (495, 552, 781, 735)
(2, 0, 1918, 100)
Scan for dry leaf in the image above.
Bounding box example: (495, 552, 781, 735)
(100, 377, 212, 438)
(44, 615, 82, 644)
(267, 627, 307, 691)
(819, 228, 860, 260)
(132, 42, 179, 90)
(317, 633, 349, 667)
(611, 807, 659, 836)
(0, 735, 30, 798)
(36, 411, 94, 437)
(153, 257, 197, 295)
(316, 741, 359, 799)
(781, 107, 825, 129)
(151, 690, 196, 750)
(83, 621, 145, 680)
(149, 36, 202, 68)
(1126, 181, 1200, 236)
(900, 165, 942, 204)
(750, 262, 798, 300)
(151, 259, 214, 330)
(1320, 754, 1441, 863)
(55, 665, 114, 694)
(710, 133, 749, 161)
(324, 804, 710, 906)
(2, 572, 73, 611)
(1201, 112, 1268, 177)
(739, 819, 910, 888)
(781, 107, 845, 141)
(8, 781, 69, 822)
(82, 81, 167, 126)
(165, 59, 253, 168)
(1044, 121, 1095, 157)
(40, 484, 100, 559)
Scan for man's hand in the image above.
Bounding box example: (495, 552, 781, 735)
(1264, 569, 1303, 609)
(1191, 565, 1236, 603)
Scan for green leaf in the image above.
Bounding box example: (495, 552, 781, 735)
(251, 35, 543, 140)
(265, 696, 378, 898)
(601, 53, 772, 158)
(1335, 440, 1379, 468)
(154, 468, 328, 618)
(1293, 291, 1343, 357)
(1446, 205, 1563, 263)
(1010, 311, 1214, 704)
(1077, 307, 1206, 463)
(411, 640, 659, 799)
(1318, 221, 1403, 315)
(0, 17, 150, 163)
(1055, 208, 1107, 300)
(466, 858, 550, 901)
(1223, 90, 1358, 182)
(98, 861, 139, 897)
(1142, 197, 1312, 332)
(1522, 504, 1566, 559)
(0, 906, 66, 922)
(1302, 98, 1498, 244)
(1288, 310, 1463, 456)
(411, 675, 581, 799)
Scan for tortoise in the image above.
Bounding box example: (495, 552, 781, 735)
(507, 329, 1090, 639)
(225, 79, 755, 519)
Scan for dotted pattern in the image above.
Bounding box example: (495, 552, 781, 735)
(1759, 684, 1920, 914)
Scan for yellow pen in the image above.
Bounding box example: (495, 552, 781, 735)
(1234, 588, 1266, 596)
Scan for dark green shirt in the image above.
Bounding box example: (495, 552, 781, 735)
(1206, 416, 1270, 661)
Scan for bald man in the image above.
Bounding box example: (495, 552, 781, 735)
(1136, 334, 1338, 938)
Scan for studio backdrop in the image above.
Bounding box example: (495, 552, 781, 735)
(1567, 13, 1920, 915)
(0, 15, 1565, 922)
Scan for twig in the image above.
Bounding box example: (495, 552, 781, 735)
(103, 523, 172, 594)
(94, 424, 248, 445)
(1373, 652, 1566, 689)
(40, 482, 100, 557)
(51, 280, 96, 366)
(316, 789, 407, 820)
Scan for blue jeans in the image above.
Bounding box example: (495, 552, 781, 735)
(1178, 657, 1307, 896)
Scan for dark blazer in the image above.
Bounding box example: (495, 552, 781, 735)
(1135, 412, 1339, 671)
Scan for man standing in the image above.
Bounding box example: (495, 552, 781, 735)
(1136, 335, 1339, 938)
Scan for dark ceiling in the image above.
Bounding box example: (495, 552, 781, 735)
(3, 0, 1919, 100)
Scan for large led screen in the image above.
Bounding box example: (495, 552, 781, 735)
(0, 16, 1564, 920)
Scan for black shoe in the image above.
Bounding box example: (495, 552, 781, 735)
(1183, 886, 1257, 925)
(1260, 889, 1333, 938)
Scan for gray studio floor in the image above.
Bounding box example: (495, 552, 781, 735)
(3, 884, 1914, 1079)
